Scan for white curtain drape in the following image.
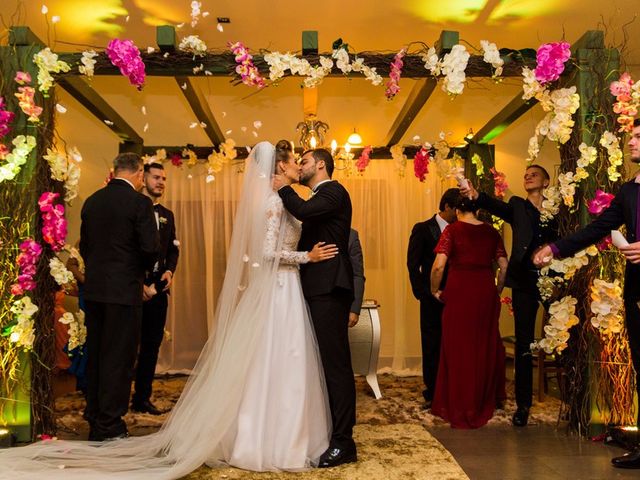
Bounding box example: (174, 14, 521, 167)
(158, 159, 451, 373)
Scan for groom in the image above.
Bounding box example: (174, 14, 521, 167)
(274, 148, 357, 467)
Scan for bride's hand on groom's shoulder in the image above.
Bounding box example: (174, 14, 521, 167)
(308, 242, 339, 263)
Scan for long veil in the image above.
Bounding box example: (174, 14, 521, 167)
(0, 141, 291, 479)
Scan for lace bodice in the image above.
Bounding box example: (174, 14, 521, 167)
(264, 193, 309, 266)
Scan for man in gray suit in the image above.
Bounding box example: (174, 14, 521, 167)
(348, 228, 365, 328)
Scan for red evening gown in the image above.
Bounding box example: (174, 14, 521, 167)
(431, 221, 507, 429)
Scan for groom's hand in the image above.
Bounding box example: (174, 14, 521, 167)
(348, 312, 359, 328)
(272, 173, 291, 191)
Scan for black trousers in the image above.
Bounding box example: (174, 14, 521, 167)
(84, 301, 142, 438)
(512, 287, 542, 408)
(133, 292, 169, 404)
(624, 296, 640, 425)
(307, 290, 356, 451)
(419, 296, 443, 402)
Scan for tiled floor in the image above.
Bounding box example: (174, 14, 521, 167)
(430, 425, 638, 480)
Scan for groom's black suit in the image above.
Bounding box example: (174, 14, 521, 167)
(278, 180, 356, 451)
(80, 178, 159, 439)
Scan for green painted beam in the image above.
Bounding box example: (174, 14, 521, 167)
(302, 31, 318, 55)
(384, 30, 459, 147)
(57, 76, 143, 144)
(175, 77, 225, 145)
(157, 25, 177, 53)
(8, 26, 45, 47)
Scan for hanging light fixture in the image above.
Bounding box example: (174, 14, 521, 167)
(347, 128, 362, 146)
(296, 116, 329, 151)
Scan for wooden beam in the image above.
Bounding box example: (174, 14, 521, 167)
(384, 31, 459, 147)
(472, 95, 537, 144)
(157, 25, 178, 53)
(302, 31, 318, 55)
(57, 76, 143, 144)
(175, 76, 225, 144)
(302, 31, 320, 118)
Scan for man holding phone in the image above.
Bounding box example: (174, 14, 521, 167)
(131, 162, 180, 415)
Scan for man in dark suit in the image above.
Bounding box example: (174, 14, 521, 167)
(462, 164, 558, 426)
(131, 162, 179, 415)
(407, 188, 459, 407)
(80, 153, 159, 441)
(348, 228, 365, 328)
(534, 119, 640, 469)
(274, 148, 356, 468)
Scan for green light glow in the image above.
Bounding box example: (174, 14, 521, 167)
(407, 0, 487, 24)
(488, 0, 559, 24)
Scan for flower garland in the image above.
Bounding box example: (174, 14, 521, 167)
(590, 279, 624, 335)
(440, 45, 470, 95)
(609, 72, 640, 133)
(490, 167, 508, 198)
(33, 47, 71, 95)
(78, 50, 98, 77)
(600, 130, 624, 182)
(531, 295, 579, 354)
(588, 189, 615, 215)
(49, 256, 75, 287)
(106, 39, 146, 90)
(179, 35, 208, 57)
(38, 192, 67, 251)
(539, 185, 561, 225)
(0, 135, 37, 183)
(8, 296, 38, 349)
(574, 142, 597, 183)
(0, 96, 15, 138)
(534, 42, 571, 84)
(355, 145, 372, 173)
(14, 71, 31, 85)
(10, 239, 43, 296)
(535, 86, 580, 144)
(480, 40, 503, 78)
(385, 48, 406, 99)
(59, 310, 87, 350)
(557, 171, 577, 209)
(413, 146, 430, 182)
(537, 245, 599, 300)
(15, 86, 43, 123)
(207, 139, 238, 175)
(390, 144, 406, 177)
(43, 146, 83, 203)
(228, 41, 266, 89)
(471, 153, 484, 176)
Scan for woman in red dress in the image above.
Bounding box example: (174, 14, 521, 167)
(430, 196, 508, 428)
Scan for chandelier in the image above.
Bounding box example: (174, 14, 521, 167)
(296, 117, 329, 150)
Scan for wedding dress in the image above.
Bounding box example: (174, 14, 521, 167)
(0, 142, 330, 479)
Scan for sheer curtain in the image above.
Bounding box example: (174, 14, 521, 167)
(157, 159, 450, 373)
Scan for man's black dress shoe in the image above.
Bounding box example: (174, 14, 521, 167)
(512, 406, 529, 427)
(318, 447, 357, 468)
(103, 431, 129, 442)
(612, 448, 640, 469)
(131, 399, 162, 415)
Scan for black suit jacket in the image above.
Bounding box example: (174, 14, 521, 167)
(407, 215, 444, 301)
(80, 179, 160, 306)
(278, 181, 354, 298)
(147, 203, 179, 284)
(476, 192, 557, 290)
(348, 228, 365, 314)
(554, 180, 640, 299)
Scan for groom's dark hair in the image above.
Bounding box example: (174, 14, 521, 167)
(303, 148, 335, 178)
(144, 162, 164, 173)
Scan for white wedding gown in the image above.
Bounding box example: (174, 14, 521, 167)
(0, 191, 330, 479)
(220, 193, 330, 470)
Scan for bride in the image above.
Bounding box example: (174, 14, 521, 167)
(0, 140, 337, 479)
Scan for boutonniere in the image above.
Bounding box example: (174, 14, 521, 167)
(159, 216, 167, 225)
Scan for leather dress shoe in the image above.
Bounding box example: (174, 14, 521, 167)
(131, 399, 163, 415)
(103, 431, 129, 442)
(612, 448, 640, 469)
(512, 407, 529, 427)
(318, 447, 357, 468)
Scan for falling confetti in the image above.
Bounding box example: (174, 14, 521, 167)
(104, 120, 114, 126)
(241, 126, 247, 132)
(51, 15, 60, 23)
(163, 52, 170, 58)
(189, 122, 199, 129)
(252, 131, 258, 137)
(245, 146, 251, 153)
(187, 174, 193, 179)
(216, 23, 224, 32)
(55, 104, 67, 113)
(181, 83, 187, 90)
(204, 70, 212, 76)
(225, 129, 232, 135)
(222, 111, 227, 117)
(242, 254, 249, 262)
(143, 123, 149, 132)
(412, 135, 421, 143)
(251, 262, 260, 268)
(200, 122, 207, 128)
(41, 5, 48, 14)
(125, 15, 130, 22)
(253, 120, 262, 129)
(205, 174, 215, 183)
(177, 23, 184, 29)
(141, 106, 147, 115)
(147, 47, 156, 54)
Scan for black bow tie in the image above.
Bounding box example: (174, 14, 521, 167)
(153, 204, 160, 211)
